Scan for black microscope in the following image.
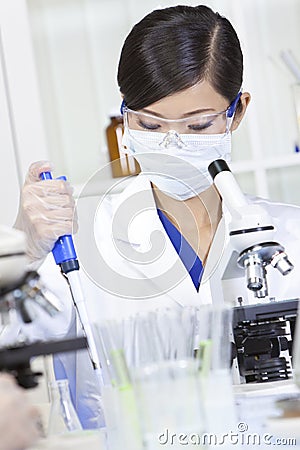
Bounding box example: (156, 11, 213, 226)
(0, 226, 87, 388)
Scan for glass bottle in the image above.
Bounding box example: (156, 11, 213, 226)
(105, 114, 140, 178)
(47, 379, 82, 436)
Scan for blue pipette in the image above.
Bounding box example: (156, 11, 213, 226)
(40, 171, 103, 384)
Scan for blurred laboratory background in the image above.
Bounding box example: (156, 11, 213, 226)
(0, 0, 300, 226)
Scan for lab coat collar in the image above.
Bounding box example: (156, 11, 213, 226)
(111, 174, 227, 307)
(111, 173, 162, 245)
(112, 173, 230, 247)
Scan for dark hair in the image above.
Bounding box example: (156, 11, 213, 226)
(117, 5, 243, 112)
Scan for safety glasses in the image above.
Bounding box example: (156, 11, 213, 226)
(121, 92, 241, 135)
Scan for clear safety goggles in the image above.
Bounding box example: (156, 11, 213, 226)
(121, 92, 241, 135)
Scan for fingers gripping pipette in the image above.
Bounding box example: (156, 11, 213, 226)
(40, 171, 103, 386)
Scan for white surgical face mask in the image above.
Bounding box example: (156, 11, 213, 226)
(121, 127, 232, 200)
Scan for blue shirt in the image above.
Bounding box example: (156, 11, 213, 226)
(157, 209, 203, 290)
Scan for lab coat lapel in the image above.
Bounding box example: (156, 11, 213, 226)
(199, 214, 227, 306)
(112, 174, 201, 307)
(202, 213, 228, 284)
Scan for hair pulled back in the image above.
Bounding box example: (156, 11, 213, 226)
(117, 5, 243, 111)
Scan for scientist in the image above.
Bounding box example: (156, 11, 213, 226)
(14, 5, 300, 429)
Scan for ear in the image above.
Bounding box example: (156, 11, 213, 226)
(231, 92, 251, 131)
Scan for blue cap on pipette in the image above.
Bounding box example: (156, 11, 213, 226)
(40, 171, 79, 272)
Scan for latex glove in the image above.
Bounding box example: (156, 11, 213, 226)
(14, 161, 77, 265)
(0, 374, 41, 450)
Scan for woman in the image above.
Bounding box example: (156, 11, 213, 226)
(14, 5, 300, 428)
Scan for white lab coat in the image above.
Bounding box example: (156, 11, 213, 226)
(28, 173, 300, 429)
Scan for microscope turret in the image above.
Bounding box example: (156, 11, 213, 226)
(0, 226, 59, 326)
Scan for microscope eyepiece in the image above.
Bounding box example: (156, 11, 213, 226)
(208, 159, 231, 180)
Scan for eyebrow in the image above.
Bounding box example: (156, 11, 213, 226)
(141, 108, 216, 118)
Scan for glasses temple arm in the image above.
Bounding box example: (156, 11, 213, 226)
(227, 91, 242, 118)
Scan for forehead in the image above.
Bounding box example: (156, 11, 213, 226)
(142, 81, 228, 119)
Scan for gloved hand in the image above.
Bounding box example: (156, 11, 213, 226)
(14, 161, 77, 265)
(0, 373, 42, 450)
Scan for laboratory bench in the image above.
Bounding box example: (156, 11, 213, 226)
(27, 378, 300, 450)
